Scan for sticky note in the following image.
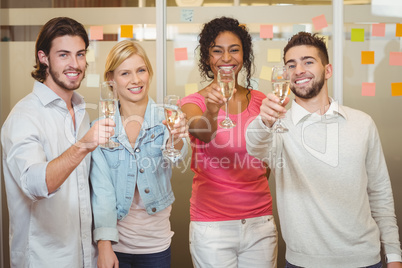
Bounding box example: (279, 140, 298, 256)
(351, 29, 365, 42)
(372, 23, 386, 37)
(389, 52, 402, 66)
(293, 24, 306, 35)
(267, 49, 282, 63)
(259, 66, 272, 81)
(312, 14, 328, 31)
(121, 25, 133, 38)
(86, 74, 100, 88)
(361, 51, 375, 64)
(396, 23, 402, 37)
(260, 25, 273, 39)
(180, 9, 194, 22)
(86, 49, 95, 63)
(362, 82, 375, 96)
(185, 83, 198, 96)
(174, 47, 188, 61)
(391, 82, 402, 96)
(89, 26, 103, 40)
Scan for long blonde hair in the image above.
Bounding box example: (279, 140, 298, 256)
(104, 40, 153, 82)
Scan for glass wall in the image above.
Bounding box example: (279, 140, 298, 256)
(1, 1, 401, 268)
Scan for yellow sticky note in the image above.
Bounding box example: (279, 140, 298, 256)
(351, 28, 365, 42)
(86, 49, 95, 63)
(361, 51, 375, 64)
(396, 23, 402, 37)
(89, 26, 103, 40)
(391, 82, 402, 96)
(121, 25, 133, 38)
(259, 66, 272, 81)
(267, 49, 282, 63)
(185, 83, 198, 96)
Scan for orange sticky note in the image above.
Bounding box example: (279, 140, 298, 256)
(372, 23, 386, 37)
(121, 25, 133, 38)
(90, 26, 103, 40)
(389, 52, 402, 66)
(174, 47, 188, 61)
(362, 82, 375, 96)
(312, 14, 328, 31)
(361, 51, 375, 64)
(396, 23, 402, 37)
(391, 82, 402, 96)
(260, 25, 273, 39)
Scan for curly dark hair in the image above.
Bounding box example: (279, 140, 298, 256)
(283, 32, 329, 65)
(31, 17, 89, 82)
(197, 16, 254, 90)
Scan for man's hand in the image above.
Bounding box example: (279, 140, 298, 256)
(260, 93, 290, 128)
(76, 118, 116, 151)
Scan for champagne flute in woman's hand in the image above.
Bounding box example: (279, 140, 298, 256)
(163, 95, 182, 159)
(100, 81, 119, 148)
(218, 67, 236, 129)
(271, 66, 290, 133)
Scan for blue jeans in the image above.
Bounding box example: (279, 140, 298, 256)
(285, 260, 382, 268)
(115, 246, 171, 268)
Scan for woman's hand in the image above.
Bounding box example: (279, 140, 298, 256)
(204, 82, 226, 115)
(97, 240, 119, 268)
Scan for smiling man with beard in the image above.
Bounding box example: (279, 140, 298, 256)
(246, 32, 402, 268)
(1, 17, 114, 268)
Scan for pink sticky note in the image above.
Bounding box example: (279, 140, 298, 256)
(362, 82, 376, 96)
(174, 47, 188, 61)
(312, 14, 328, 31)
(90, 26, 103, 40)
(372, 23, 386, 37)
(389, 52, 402, 66)
(260, 25, 273, 39)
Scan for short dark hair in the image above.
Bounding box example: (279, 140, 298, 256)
(283, 32, 329, 65)
(197, 16, 254, 89)
(31, 17, 89, 82)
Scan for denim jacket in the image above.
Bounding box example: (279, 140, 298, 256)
(90, 98, 187, 243)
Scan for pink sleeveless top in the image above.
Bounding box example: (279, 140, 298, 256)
(181, 90, 273, 221)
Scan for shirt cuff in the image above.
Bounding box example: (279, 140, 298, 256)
(386, 253, 402, 263)
(24, 162, 58, 200)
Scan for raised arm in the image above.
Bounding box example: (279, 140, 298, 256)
(181, 83, 225, 143)
(46, 118, 115, 193)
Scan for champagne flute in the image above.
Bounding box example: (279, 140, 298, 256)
(99, 81, 119, 148)
(163, 95, 182, 158)
(218, 67, 236, 129)
(271, 65, 290, 133)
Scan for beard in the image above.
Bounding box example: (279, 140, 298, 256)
(48, 61, 85, 91)
(290, 70, 325, 99)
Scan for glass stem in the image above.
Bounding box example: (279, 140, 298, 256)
(225, 100, 229, 120)
(170, 132, 174, 150)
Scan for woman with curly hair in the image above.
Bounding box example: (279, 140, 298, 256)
(181, 17, 278, 268)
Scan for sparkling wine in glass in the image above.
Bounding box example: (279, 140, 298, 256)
(271, 66, 290, 133)
(100, 81, 119, 148)
(163, 95, 182, 158)
(218, 67, 236, 129)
